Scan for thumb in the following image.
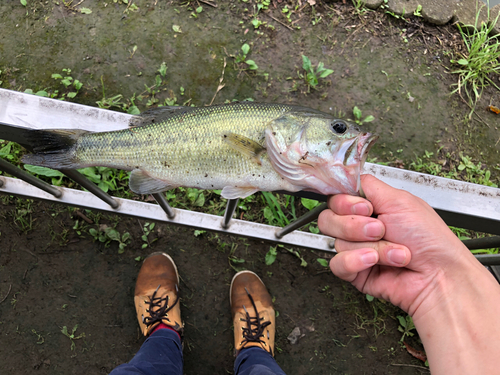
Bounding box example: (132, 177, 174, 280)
(360, 174, 408, 211)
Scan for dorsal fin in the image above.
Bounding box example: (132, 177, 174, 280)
(128, 106, 194, 127)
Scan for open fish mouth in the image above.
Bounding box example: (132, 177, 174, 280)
(358, 132, 378, 169)
(342, 132, 378, 168)
(356, 132, 378, 197)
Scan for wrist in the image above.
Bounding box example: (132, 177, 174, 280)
(411, 254, 500, 374)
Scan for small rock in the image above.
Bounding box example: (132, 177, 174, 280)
(364, 0, 384, 10)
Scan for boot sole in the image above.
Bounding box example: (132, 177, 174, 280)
(145, 251, 180, 284)
(229, 270, 265, 305)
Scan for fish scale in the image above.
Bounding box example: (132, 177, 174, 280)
(74, 103, 295, 188)
(21, 102, 377, 199)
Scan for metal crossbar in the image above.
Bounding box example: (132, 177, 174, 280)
(0, 88, 499, 268)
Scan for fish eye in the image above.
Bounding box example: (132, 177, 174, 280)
(331, 121, 347, 134)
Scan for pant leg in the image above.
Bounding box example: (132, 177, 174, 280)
(234, 347, 287, 375)
(110, 329, 183, 375)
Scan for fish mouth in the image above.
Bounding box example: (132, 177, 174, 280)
(358, 132, 378, 169)
(356, 133, 378, 197)
(342, 132, 378, 168)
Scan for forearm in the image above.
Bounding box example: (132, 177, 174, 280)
(413, 256, 500, 374)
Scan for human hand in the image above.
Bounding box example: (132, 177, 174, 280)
(317, 174, 478, 317)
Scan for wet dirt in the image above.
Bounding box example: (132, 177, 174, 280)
(1, 0, 499, 374)
(0, 199, 425, 374)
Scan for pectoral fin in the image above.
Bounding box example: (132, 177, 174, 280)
(129, 169, 177, 194)
(223, 133, 266, 165)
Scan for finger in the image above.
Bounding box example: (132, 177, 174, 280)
(329, 248, 379, 282)
(318, 209, 385, 242)
(359, 174, 412, 212)
(335, 239, 411, 267)
(327, 194, 373, 217)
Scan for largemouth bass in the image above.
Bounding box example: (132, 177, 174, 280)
(20, 102, 377, 199)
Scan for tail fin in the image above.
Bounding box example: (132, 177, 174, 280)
(20, 128, 89, 169)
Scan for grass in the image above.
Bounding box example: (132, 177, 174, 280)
(450, 3, 500, 117)
(409, 150, 498, 187)
(410, 149, 499, 254)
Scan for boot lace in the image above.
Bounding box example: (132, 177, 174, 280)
(240, 287, 272, 354)
(142, 284, 179, 328)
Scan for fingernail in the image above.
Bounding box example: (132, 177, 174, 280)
(352, 203, 370, 216)
(363, 222, 384, 239)
(387, 249, 407, 265)
(362, 252, 378, 266)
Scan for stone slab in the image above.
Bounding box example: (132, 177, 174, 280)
(385, 0, 420, 16)
(453, 0, 490, 32)
(490, 4, 500, 35)
(421, 0, 456, 25)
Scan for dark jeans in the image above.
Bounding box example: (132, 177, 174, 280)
(110, 329, 286, 375)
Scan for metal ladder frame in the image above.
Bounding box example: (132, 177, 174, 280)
(0, 88, 499, 275)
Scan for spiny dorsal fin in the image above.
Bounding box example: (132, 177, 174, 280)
(222, 132, 266, 165)
(129, 106, 193, 127)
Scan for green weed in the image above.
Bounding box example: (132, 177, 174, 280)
(23, 164, 130, 193)
(256, 0, 270, 12)
(351, 0, 368, 14)
(301, 55, 334, 91)
(351, 106, 375, 126)
(190, 6, 203, 18)
(0, 141, 23, 164)
(61, 324, 85, 351)
(50, 68, 83, 99)
(12, 199, 34, 233)
(265, 245, 279, 265)
(410, 150, 498, 187)
(451, 3, 500, 116)
(397, 314, 416, 341)
(96, 76, 140, 114)
(413, 4, 423, 17)
(316, 258, 329, 267)
(89, 226, 130, 253)
(261, 192, 296, 227)
(228, 243, 246, 272)
(140, 221, 157, 249)
(235, 44, 258, 70)
(285, 247, 307, 267)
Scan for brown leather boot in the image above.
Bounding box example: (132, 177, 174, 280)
(230, 270, 275, 356)
(134, 252, 183, 336)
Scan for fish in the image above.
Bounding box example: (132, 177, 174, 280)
(18, 102, 377, 199)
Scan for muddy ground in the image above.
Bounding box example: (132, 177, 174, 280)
(1, 0, 499, 374)
(1, 198, 427, 374)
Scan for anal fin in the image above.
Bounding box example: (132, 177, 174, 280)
(129, 169, 177, 195)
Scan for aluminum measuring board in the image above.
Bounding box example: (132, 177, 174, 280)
(0, 88, 499, 245)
